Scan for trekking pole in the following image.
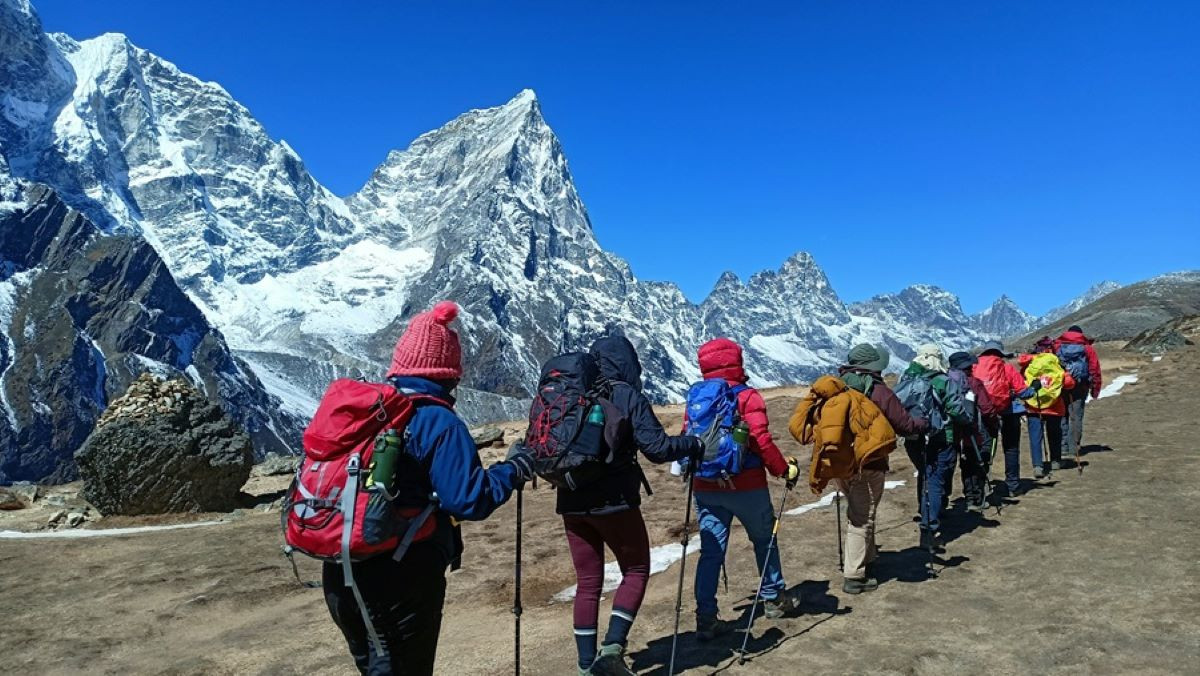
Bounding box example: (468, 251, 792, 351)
(834, 489, 845, 572)
(667, 474, 696, 676)
(738, 485, 792, 665)
(513, 487, 523, 675)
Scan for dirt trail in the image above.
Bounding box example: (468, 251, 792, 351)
(2, 347, 1197, 674)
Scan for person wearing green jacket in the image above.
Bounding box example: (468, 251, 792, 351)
(896, 344, 970, 553)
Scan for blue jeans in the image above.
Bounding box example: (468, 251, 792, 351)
(694, 488, 784, 617)
(909, 436, 957, 533)
(1027, 414, 1063, 467)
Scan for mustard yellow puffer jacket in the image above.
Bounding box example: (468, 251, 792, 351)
(789, 375, 897, 493)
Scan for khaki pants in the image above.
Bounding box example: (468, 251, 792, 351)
(835, 469, 885, 580)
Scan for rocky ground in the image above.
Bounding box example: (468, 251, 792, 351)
(1, 345, 1195, 674)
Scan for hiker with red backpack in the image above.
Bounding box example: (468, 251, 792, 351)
(1055, 325, 1103, 466)
(972, 340, 1037, 496)
(1020, 337, 1077, 478)
(285, 301, 535, 676)
(836, 343, 928, 593)
(522, 335, 702, 676)
(946, 352, 1001, 512)
(683, 338, 802, 641)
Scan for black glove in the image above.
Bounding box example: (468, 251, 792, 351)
(1030, 379, 1042, 392)
(687, 437, 706, 471)
(505, 444, 536, 484)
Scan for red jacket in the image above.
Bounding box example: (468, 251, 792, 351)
(1018, 354, 1077, 417)
(686, 338, 789, 492)
(1055, 330, 1103, 399)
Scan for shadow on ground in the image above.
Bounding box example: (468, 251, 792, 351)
(628, 581, 849, 675)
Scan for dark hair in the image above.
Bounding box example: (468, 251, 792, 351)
(1068, 324, 1082, 332)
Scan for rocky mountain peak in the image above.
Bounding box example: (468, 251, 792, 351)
(972, 293, 1037, 338)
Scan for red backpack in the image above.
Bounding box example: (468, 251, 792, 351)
(282, 378, 447, 655)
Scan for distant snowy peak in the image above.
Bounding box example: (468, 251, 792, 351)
(349, 89, 594, 250)
(972, 294, 1037, 338)
(1040, 281, 1122, 324)
(849, 284, 972, 333)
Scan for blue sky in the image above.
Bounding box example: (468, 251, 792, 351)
(35, 1, 1199, 315)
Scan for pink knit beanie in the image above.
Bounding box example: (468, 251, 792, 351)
(386, 301, 463, 380)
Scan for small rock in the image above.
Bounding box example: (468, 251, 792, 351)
(0, 487, 25, 510)
(48, 509, 67, 525)
(8, 482, 39, 505)
(67, 511, 86, 528)
(469, 426, 504, 449)
(251, 453, 300, 477)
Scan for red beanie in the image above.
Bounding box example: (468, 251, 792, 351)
(386, 301, 463, 380)
(698, 338, 747, 383)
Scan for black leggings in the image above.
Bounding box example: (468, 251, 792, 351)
(323, 543, 448, 675)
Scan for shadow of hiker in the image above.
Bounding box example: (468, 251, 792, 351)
(1080, 444, 1113, 455)
(939, 504, 1000, 545)
(628, 582, 848, 675)
(873, 546, 969, 584)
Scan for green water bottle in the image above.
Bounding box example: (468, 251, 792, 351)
(731, 421, 750, 447)
(586, 404, 605, 427)
(368, 429, 404, 492)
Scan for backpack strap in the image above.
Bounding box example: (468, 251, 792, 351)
(339, 453, 385, 658)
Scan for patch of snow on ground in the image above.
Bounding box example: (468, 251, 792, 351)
(1097, 374, 1139, 399)
(786, 480, 907, 516)
(0, 520, 226, 539)
(1153, 356, 1163, 362)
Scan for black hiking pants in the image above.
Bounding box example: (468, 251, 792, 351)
(323, 542, 448, 676)
(999, 413, 1023, 492)
(958, 435, 987, 506)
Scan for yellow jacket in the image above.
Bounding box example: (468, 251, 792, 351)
(789, 375, 897, 493)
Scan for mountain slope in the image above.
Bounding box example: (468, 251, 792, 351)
(1017, 272, 1200, 345)
(972, 295, 1037, 338)
(0, 183, 299, 482)
(1040, 281, 1122, 325)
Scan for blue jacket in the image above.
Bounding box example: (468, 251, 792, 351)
(389, 376, 519, 521)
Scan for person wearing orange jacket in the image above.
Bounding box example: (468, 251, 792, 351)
(973, 341, 1037, 496)
(1019, 338, 1076, 478)
(682, 338, 801, 641)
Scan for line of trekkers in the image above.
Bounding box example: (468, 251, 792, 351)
(280, 301, 1104, 675)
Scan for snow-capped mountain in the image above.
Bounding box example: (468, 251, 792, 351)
(0, 183, 298, 483)
(1040, 281, 1122, 325)
(1, 0, 1100, 481)
(972, 295, 1038, 338)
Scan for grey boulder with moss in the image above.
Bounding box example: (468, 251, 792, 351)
(76, 375, 253, 515)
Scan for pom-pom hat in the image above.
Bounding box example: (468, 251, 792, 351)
(386, 301, 463, 380)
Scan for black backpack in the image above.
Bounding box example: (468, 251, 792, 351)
(523, 353, 625, 490)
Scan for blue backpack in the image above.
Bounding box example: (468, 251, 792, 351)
(1057, 344, 1090, 385)
(685, 379, 748, 481)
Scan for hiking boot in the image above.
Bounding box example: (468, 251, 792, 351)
(762, 589, 801, 618)
(842, 577, 879, 594)
(1050, 461, 1062, 471)
(696, 614, 734, 642)
(589, 644, 635, 676)
(1033, 465, 1046, 479)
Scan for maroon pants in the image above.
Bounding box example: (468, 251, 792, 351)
(563, 508, 651, 648)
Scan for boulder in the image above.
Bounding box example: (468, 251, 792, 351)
(250, 453, 300, 477)
(76, 374, 253, 515)
(469, 426, 505, 449)
(0, 487, 24, 510)
(8, 482, 39, 505)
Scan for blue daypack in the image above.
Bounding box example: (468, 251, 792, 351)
(1057, 343, 1090, 385)
(685, 379, 748, 481)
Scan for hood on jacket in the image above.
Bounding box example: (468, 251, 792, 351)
(698, 338, 748, 383)
(590, 335, 644, 392)
(1058, 330, 1093, 345)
